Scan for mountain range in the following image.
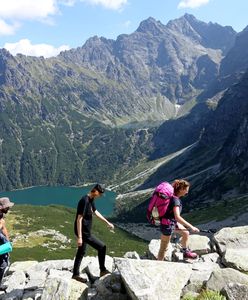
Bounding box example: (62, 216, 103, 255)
(0, 13, 248, 217)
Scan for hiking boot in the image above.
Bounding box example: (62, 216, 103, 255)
(100, 270, 111, 277)
(72, 275, 87, 283)
(183, 249, 198, 259)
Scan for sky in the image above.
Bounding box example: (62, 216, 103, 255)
(0, 0, 247, 58)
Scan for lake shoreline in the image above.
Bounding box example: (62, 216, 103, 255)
(0, 185, 116, 217)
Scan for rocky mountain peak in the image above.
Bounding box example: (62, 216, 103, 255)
(167, 14, 236, 53)
(136, 17, 166, 35)
(0, 48, 14, 63)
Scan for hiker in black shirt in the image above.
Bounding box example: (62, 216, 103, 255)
(72, 184, 114, 283)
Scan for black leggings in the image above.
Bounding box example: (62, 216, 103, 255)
(0, 256, 9, 286)
(73, 235, 106, 276)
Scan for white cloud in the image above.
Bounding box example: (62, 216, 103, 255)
(4, 39, 70, 58)
(81, 0, 127, 10)
(178, 0, 210, 9)
(0, 0, 74, 35)
(0, 0, 58, 20)
(0, 19, 20, 35)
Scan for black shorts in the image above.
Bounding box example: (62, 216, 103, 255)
(160, 222, 178, 236)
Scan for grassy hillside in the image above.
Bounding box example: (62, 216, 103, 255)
(5, 205, 148, 262)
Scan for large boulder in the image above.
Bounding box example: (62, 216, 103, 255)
(222, 248, 248, 272)
(86, 255, 114, 281)
(115, 258, 192, 300)
(92, 270, 127, 300)
(221, 282, 248, 300)
(182, 261, 221, 295)
(8, 261, 38, 274)
(187, 235, 211, 255)
(1, 271, 26, 300)
(206, 268, 248, 292)
(213, 226, 248, 254)
(41, 273, 88, 300)
(27, 259, 74, 273)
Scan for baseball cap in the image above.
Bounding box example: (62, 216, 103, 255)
(0, 197, 14, 209)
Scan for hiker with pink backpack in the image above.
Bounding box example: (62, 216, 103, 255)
(147, 179, 199, 260)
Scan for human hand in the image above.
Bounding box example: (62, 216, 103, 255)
(107, 223, 115, 233)
(191, 226, 200, 233)
(77, 237, 83, 246)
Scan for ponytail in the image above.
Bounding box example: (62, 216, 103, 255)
(172, 179, 190, 196)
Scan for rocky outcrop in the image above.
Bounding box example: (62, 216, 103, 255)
(1, 226, 248, 299)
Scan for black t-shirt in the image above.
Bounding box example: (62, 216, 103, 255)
(164, 196, 182, 221)
(74, 195, 96, 237)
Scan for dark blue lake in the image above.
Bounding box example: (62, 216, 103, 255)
(0, 186, 116, 217)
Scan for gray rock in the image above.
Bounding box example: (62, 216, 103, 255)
(182, 261, 221, 295)
(22, 288, 43, 300)
(123, 251, 140, 259)
(115, 258, 192, 300)
(8, 261, 38, 275)
(93, 270, 124, 295)
(49, 269, 72, 280)
(41, 277, 70, 300)
(213, 226, 248, 254)
(92, 279, 113, 298)
(3, 270, 26, 299)
(222, 248, 248, 272)
(221, 282, 248, 300)
(41, 277, 87, 300)
(28, 259, 74, 273)
(188, 235, 211, 255)
(200, 252, 220, 263)
(69, 279, 88, 300)
(206, 268, 248, 292)
(25, 270, 47, 290)
(148, 239, 173, 261)
(86, 255, 113, 281)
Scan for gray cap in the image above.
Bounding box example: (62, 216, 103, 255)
(0, 197, 14, 209)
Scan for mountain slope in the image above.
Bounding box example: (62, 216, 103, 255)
(59, 14, 235, 122)
(0, 15, 238, 190)
(139, 69, 248, 209)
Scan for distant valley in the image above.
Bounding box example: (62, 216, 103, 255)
(1, 14, 248, 221)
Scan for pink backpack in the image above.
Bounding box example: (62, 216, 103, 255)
(147, 182, 174, 226)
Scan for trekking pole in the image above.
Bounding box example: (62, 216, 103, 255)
(199, 229, 217, 234)
(176, 228, 217, 234)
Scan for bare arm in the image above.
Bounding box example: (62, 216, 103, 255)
(173, 206, 199, 232)
(76, 214, 83, 246)
(94, 210, 114, 230)
(1, 219, 10, 240)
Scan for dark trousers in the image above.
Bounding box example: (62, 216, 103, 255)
(0, 255, 9, 286)
(73, 235, 106, 276)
